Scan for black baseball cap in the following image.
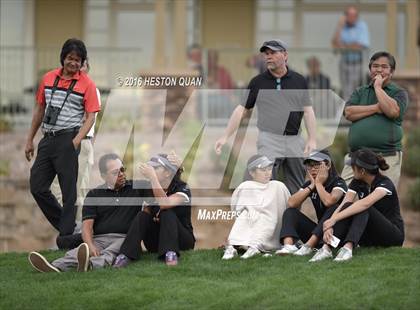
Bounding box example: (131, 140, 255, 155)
(260, 40, 288, 52)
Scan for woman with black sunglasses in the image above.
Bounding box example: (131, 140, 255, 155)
(222, 155, 290, 260)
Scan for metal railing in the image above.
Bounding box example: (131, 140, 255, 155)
(0, 46, 366, 128)
(197, 47, 367, 126)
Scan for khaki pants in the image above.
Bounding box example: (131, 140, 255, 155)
(52, 233, 125, 271)
(341, 152, 402, 187)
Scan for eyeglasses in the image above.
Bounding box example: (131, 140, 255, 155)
(305, 162, 321, 169)
(371, 64, 391, 70)
(276, 78, 281, 90)
(108, 166, 126, 176)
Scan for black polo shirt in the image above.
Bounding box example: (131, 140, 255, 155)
(242, 68, 311, 135)
(348, 175, 404, 232)
(301, 175, 347, 220)
(166, 181, 194, 236)
(82, 180, 153, 235)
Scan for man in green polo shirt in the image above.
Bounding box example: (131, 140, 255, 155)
(342, 51, 409, 187)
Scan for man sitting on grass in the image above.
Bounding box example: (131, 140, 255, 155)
(28, 153, 151, 272)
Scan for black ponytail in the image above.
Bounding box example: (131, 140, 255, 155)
(376, 155, 390, 171)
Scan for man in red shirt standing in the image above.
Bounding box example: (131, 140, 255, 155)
(25, 38, 100, 247)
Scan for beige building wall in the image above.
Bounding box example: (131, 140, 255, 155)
(200, 0, 256, 83)
(35, 0, 84, 74)
(200, 0, 255, 49)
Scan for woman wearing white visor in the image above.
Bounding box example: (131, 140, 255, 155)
(222, 155, 290, 260)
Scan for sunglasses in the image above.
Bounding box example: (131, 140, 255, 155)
(108, 166, 126, 176)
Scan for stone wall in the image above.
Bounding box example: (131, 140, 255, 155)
(0, 179, 56, 252)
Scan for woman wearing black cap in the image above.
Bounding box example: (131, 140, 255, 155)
(312, 148, 404, 262)
(276, 150, 347, 256)
(113, 153, 195, 267)
(222, 155, 290, 260)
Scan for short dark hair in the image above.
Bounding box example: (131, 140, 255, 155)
(368, 51, 396, 71)
(60, 38, 87, 66)
(99, 153, 121, 175)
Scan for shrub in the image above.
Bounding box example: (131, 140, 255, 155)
(406, 178, 420, 212)
(402, 127, 420, 177)
(0, 160, 9, 176)
(402, 146, 420, 177)
(0, 117, 11, 132)
(328, 132, 348, 174)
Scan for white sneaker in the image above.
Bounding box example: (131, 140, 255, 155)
(294, 244, 313, 256)
(76, 243, 90, 272)
(275, 244, 298, 255)
(28, 252, 60, 273)
(241, 247, 260, 259)
(222, 245, 238, 260)
(309, 246, 333, 262)
(334, 246, 353, 262)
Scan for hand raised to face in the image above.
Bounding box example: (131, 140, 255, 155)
(373, 74, 385, 88)
(315, 162, 329, 185)
(139, 163, 157, 180)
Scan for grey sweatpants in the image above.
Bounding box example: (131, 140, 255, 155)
(257, 131, 305, 194)
(52, 233, 126, 271)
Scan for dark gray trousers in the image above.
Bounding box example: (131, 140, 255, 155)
(30, 131, 79, 235)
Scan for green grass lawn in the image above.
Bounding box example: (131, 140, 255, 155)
(1, 248, 419, 309)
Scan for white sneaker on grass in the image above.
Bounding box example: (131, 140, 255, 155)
(222, 245, 238, 260)
(294, 244, 313, 256)
(241, 247, 260, 259)
(275, 244, 298, 255)
(28, 252, 60, 273)
(77, 243, 90, 272)
(334, 246, 353, 262)
(309, 246, 332, 262)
